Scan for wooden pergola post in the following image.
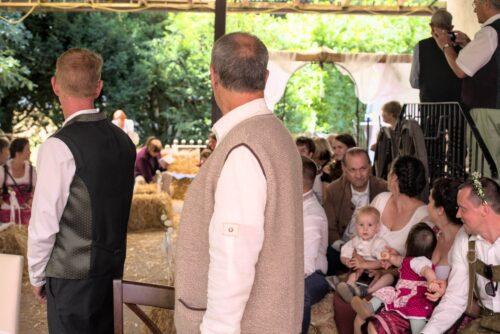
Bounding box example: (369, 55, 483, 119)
(211, 0, 227, 125)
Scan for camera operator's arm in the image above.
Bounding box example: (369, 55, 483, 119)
(433, 29, 467, 78)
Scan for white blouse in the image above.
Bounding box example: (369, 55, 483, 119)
(0, 160, 37, 187)
(371, 192, 432, 256)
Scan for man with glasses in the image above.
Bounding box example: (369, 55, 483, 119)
(410, 9, 462, 103)
(422, 176, 500, 334)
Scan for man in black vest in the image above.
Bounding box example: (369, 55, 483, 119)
(27, 48, 136, 333)
(434, 0, 500, 177)
(410, 9, 462, 103)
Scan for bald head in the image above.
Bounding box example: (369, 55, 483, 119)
(113, 109, 126, 120)
(211, 32, 269, 92)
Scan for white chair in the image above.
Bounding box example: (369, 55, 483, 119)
(0, 254, 23, 334)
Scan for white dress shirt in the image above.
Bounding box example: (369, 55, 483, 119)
(303, 190, 328, 276)
(313, 174, 323, 204)
(200, 99, 270, 334)
(422, 228, 500, 334)
(410, 44, 420, 89)
(27, 109, 98, 287)
(456, 14, 500, 77)
(340, 235, 387, 261)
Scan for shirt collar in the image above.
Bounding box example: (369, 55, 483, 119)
(303, 189, 314, 199)
(351, 183, 369, 196)
(471, 233, 500, 245)
(212, 98, 271, 145)
(482, 13, 500, 27)
(63, 109, 99, 126)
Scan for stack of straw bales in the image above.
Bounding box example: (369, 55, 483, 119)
(169, 150, 200, 200)
(128, 185, 174, 232)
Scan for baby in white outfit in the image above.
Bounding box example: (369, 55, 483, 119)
(337, 206, 388, 301)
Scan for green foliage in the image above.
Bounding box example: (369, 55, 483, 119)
(0, 12, 429, 140)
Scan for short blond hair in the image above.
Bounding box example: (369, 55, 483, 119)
(354, 206, 380, 224)
(55, 48, 103, 98)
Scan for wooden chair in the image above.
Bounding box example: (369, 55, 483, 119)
(113, 279, 175, 334)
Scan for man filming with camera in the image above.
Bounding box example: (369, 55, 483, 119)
(434, 0, 500, 177)
(410, 9, 462, 103)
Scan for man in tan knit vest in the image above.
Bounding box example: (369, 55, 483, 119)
(174, 32, 304, 333)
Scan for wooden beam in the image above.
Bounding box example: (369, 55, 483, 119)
(0, 1, 442, 16)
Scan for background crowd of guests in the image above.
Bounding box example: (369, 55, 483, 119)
(295, 126, 500, 334)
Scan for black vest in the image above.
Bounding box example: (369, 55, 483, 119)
(462, 19, 500, 109)
(418, 37, 463, 102)
(45, 112, 136, 279)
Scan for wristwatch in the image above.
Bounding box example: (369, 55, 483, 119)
(442, 44, 451, 51)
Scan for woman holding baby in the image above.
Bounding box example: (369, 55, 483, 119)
(333, 156, 463, 334)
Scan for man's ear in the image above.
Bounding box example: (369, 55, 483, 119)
(51, 76, 60, 97)
(94, 80, 103, 98)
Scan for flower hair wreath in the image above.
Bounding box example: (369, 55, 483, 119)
(470, 172, 487, 205)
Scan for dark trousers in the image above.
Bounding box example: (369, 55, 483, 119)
(47, 275, 114, 334)
(302, 271, 330, 334)
(327, 246, 348, 276)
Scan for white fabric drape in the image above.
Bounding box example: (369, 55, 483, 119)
(264, 48, 419, 111)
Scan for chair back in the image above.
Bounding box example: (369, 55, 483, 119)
(113, 279, 175, 334)
(0, 254, 23, 334)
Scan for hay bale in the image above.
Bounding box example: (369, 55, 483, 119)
(171, 178, 192, 200)
(128, 193, 174, 232)
(0, 224, 27, 257)
(134, 184, 158, 195)
(309, 292, 337, 334)
(169, 151, 200, 175)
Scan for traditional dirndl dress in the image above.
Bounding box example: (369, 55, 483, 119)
(0, 162, 35, 225)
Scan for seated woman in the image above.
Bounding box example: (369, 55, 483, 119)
(333, 155, 429, 334)
(352, 177, 463, 334)
(327, 134, 356, 182)
(134, 137, 168, 184)
(0, 138, 37, 225)
(352, 223, 443, 334)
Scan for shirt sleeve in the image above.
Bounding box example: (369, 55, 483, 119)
(304, 211, 327, 276)
(410, 44, 420, 89)
(27, 138, 75, 287)
(422, 229, 469, 334)
(340, 239, 355, 259)
(200, 146, 267, 334)
(456, 26, 498, 77)
(409, 256, 433, 275)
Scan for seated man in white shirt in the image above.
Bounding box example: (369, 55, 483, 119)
(296, 136, 324, 203)
(422, 176, 500, 334)
(301, 156, 330, 334)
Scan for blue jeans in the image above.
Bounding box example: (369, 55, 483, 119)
(302, 271, 330, 334)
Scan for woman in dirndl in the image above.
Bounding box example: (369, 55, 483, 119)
(0, 138, 37, 225)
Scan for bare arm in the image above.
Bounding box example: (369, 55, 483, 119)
(420, 266, 437, 284)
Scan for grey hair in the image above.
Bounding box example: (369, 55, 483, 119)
(431, 9, 453, 29)
(211, 32, 269, 92)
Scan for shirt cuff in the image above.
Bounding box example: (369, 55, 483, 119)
(30, 277, 46, 287)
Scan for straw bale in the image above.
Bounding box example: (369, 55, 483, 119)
(133, 183, 158, 195)
(128, 193, 174, 231)
(309, 292, 337, 334)
(171, 178, 192, 200)
(0, 224, 28, 257)
(169, 151, 200, 175)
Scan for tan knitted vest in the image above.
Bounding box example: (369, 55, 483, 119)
(174, 113, 304, 333)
